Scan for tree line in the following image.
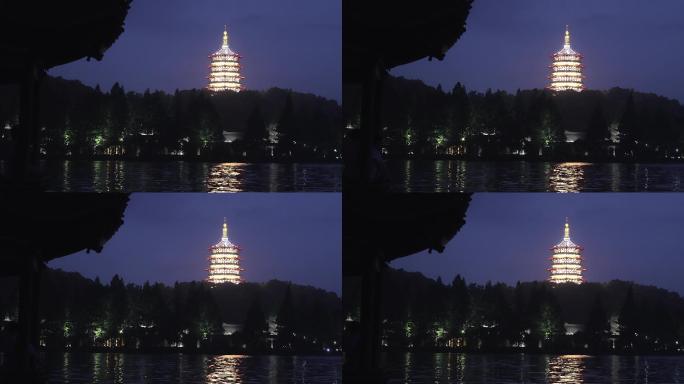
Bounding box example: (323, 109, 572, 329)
(344, 267, 684, 353)
(345, 75, 684, 161)
(0, 268, 341, 354)
(0, 76, 343, 161)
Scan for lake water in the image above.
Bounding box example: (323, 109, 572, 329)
(382, 352, 684, 383)
(0, 161, 342, 192)
(42, 353, 341, 383)
(388, 160, 684, 192)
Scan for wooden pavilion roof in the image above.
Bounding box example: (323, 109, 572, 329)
(0, 193, 129, 276)
(343, 193, 472, 275)
(343, 0, 472, 83)
(0, 0, 131, 83)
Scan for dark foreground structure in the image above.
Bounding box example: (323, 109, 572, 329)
(343, 0, 472, 190)
(0, 0, 130, 187)
(0, 194, 129, 381)
(1, 7, 131, 379)
(343, 193, 471, 381)
(343, 1, 474, 381)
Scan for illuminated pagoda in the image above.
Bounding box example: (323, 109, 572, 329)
(548, 25, 584, 92)
(548, 218, 585, 284)
(207, 25, 243, 92)
(207, 218, 243, 284)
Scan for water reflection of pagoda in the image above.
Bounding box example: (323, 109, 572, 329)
(549, 218, 585, 284)
(207, 218, 243, 284)
(548, 26, 584, 92)
(207, 26, 243, 92)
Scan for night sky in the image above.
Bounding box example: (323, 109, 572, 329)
(392, 193, 684, 295)
(49, 193, 341, 295)
(49, 0, 341, 101)
(393, 0, 684, 102)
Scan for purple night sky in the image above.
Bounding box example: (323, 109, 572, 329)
(49, 193, 341, 295)
(392, 193, 684, 295)
(49, 0, 341, 102)
(393, 0, 684, 102)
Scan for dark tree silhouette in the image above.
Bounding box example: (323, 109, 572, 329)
(358, 75, 684, 161)
(276, 93, 297, 157)
(618, 285, 638, 350)
(618, 93, 639, 157)
(344, 267, 684, 353)
(586, 104, 610, 156)
(244, 105, 268, 158)
(0, 76, 342, 162)
(276, 284, 297, 349)
(242, 295, 268, 349)
(584, 294, 609, 350)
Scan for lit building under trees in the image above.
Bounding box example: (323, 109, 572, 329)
(207, 218, 243, 284)
(548, 218, 585, 284)
(548, 26, 584, 92)
(207, 26, 243, 92)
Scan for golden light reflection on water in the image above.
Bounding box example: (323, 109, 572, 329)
(403, 351, 413, 383)
(206, 355, 247, 383)
(434, 161, 444, 192)
(404, 160, 413, 193)
(206, 163, 246, 192)
(546, 354, 588, 384)
(453, 353, 466, 383)
(62, 351, 70, 383)
(548, 162, 589, 192)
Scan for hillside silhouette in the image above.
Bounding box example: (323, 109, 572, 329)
(345, 75, 684, 161)
(0, 268, 341, 354)
(0, 76, 342, 162)
(344, 267, 684, 353)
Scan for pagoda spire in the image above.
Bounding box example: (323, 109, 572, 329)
(207, 217, 242, 285)
(208, 25, 242, 92)
(222, 25, 229, 48)
(549, 217, 584, 284)
(548, 25, 584, 92)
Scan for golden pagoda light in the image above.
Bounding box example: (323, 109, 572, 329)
(548, 218, 585, 284)
(548, 26, 584, 92)
(207, 25, 243, 92)
(207, 218, 243, 284)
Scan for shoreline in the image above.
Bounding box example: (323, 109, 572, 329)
(381, 348, 684, 356)
(37, 349, 342, 357)
(384, 156, 684, 164)
(33, 157, 342, 164)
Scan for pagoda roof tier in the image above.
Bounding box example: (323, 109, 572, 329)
(211, 237, 239, 250)
(552, 219, 582, 249)
(553, 239, 581, 248)
(556, 46, 578, 56)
